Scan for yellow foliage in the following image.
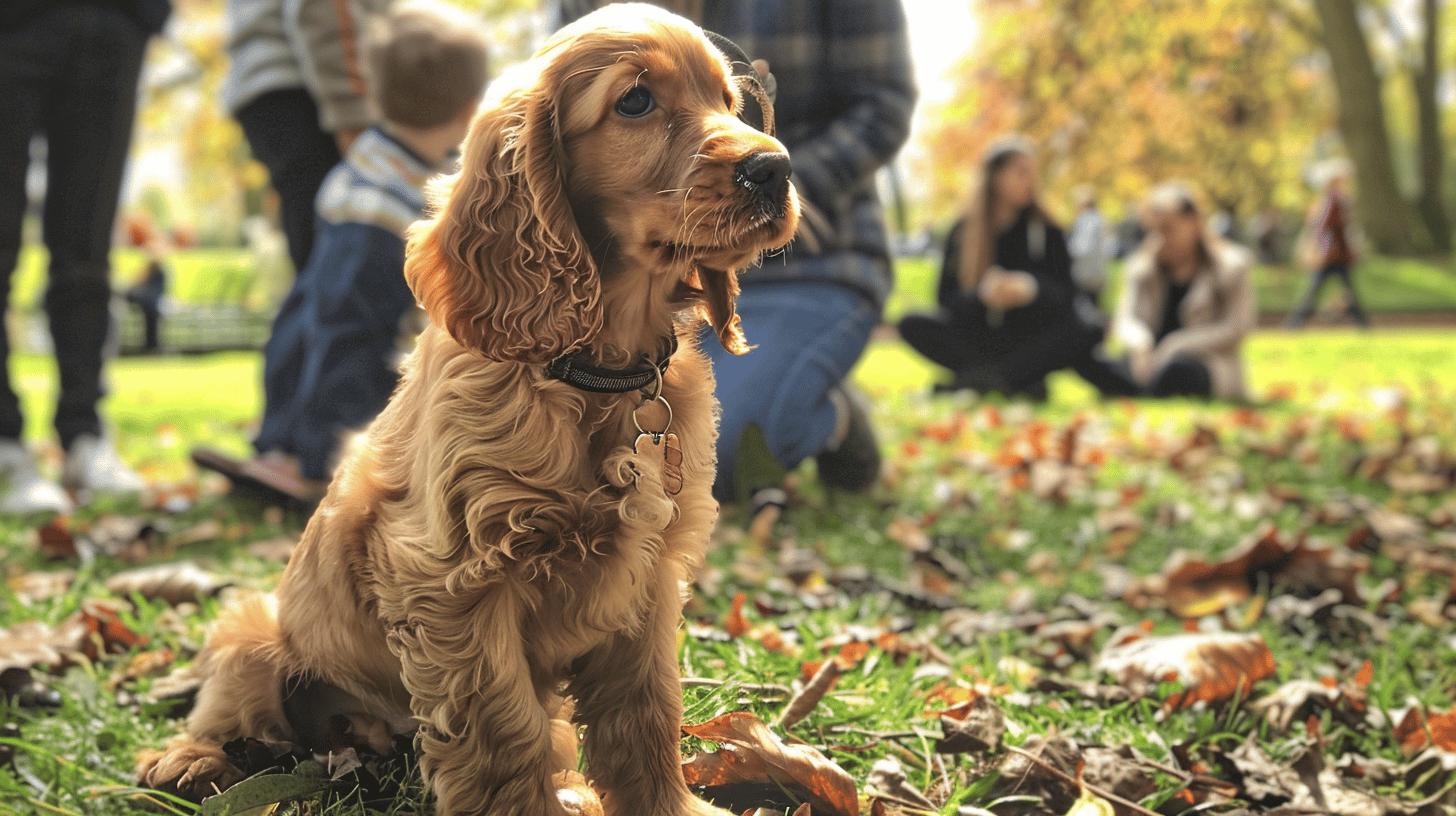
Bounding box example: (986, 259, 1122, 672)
(919, 0, 1330, 225)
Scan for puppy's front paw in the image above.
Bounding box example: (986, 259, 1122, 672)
(137, 736, 245, 800)
(554, 771, 603, 816)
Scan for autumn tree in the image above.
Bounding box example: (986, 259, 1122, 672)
(920, 0, 1329, 228)
(1311, 0, 1449, 253)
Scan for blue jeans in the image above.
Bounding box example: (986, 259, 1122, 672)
(255, 225, 411, 480)
(700, 281, 877, 498)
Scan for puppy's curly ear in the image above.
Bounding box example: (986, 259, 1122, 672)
(692, 265, 749, 355)
(406, 84, 601, 363)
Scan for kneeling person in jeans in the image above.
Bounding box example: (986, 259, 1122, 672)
(194, 2, 488, 503)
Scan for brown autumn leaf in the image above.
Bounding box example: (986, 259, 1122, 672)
(75, 599, 149, 658)
(0, 619, 89, 678)
(1251, 675, 1368, 732)
(36, 517, 79, 560)
(106, 648, 176, 691)
(1392, 707, 1456, 756)
(864, 757, 936, 813)
(935, 694, 1005, 754)
(105, 561, 233, 605)
(7, 569, 75, 603)
(1128, 525, 1367, 618)
(724, 592, 751, 639)
(777, 659, 842, 730)
(681, 711, 859, 816)
(1096, 630, 1276, 710)
(0, 599, 147, 698)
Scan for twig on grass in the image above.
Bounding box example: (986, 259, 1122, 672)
(680, 677, 792, 696)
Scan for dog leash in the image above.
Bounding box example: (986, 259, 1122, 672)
(703, 30, 776, 137)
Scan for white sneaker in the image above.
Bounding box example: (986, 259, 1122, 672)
(62, 434, 146, 497)
(0, 440, 73, 516)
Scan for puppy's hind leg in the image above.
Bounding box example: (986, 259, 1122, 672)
(138, 594, 296, 799)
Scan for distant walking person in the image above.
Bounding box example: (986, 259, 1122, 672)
(224, 0, 394, 273)
(1287, 159, 1368, 328)
(0, 0, 170, 515)
(1067, 185, 1111, 297)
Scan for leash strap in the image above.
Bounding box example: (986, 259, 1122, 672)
(704, 30, 776, 137)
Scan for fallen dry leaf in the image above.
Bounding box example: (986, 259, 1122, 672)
(105, 561, 233, 605)
(724, 592, 751, 639)
(1128, 525, 1368, 618)
(0, 600, 147, 701)
(36, 517, 79, 560)
(778, 659, 842, 730)
(864, 757, 935, 812)
(681, 711, 858, 816)
(1096, 630, 1275, 709)
(1251, 672, 1369, 732)
(6, 569, 75, 603)
(1393, 707, 1456, 756)
(935, 694, 1005, 754)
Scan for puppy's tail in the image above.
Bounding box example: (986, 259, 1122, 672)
(187, 593, 295, 744)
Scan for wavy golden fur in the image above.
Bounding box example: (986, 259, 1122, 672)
(138, 5, 798, 815)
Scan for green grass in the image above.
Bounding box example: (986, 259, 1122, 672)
(9, 247, 263, 311)
(884, 254, 1456, 324)
(2, 331, 1455, 814)
(9, 247, 1454, 324)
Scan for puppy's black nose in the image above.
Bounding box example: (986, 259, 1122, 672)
(735, 151, 792, 204)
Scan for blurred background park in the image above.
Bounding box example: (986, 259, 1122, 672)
(5, 0, 1453, 482)
(5, 0, 1456, 456)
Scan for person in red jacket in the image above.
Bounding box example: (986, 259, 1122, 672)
(1287, 159, 1369, 329)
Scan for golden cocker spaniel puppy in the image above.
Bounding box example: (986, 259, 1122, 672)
(137, 4, 798, 815)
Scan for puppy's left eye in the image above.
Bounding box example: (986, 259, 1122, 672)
(615, 86, 656, 118)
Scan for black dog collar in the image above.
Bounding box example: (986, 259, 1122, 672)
(545, 334, 678, 397)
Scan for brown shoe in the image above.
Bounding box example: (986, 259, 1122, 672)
(191, 448, 326, 506)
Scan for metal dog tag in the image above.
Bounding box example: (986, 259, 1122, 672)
(633, 432, 683, 496)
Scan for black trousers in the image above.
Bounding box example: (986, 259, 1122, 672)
(0, 5, 147, 445)
(235, 89, 341, 274)
(1084, 354, 1212, 398)
(1288, 262, 1368, 327)
(898, 298, 1100, 394)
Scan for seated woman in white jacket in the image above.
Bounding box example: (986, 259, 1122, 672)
(1113, 183, 1257, 400)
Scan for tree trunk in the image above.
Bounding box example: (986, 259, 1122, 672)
(1412, 0, 1449, 252)
(1313, 0, 1424, 254)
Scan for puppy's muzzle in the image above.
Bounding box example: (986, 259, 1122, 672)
(734, 151, 792, 214)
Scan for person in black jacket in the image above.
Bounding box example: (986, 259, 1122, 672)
(0, 0, 171, 514)
(898, 137, 1111, 399)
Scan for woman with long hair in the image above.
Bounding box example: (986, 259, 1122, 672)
(898, 136, 1104, 398)
(1112, 182, 1256, 399)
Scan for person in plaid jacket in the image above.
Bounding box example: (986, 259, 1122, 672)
(558, 0, 916, 501)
